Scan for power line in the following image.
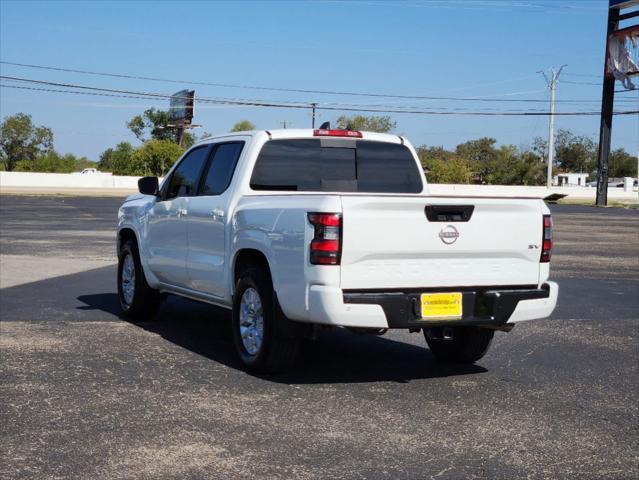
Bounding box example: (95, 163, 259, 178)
(562, 80, 603, 86)
(563, 80, 639, 93)
(0, 60, 629, 104)
(1, 79, 637, 117)
(563, 73, 604, 78)
(4, 84, 629, 114)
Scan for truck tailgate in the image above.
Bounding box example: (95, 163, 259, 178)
(339, 196, 543, 289)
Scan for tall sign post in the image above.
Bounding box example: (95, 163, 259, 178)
(596, 7, 620, 206)
(596, 0, 639, 206)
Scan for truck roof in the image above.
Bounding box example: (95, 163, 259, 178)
(196, 129, 406, 146)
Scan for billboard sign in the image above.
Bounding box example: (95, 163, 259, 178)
(609, 0, 638, 9)
(168, 89, 195, 124)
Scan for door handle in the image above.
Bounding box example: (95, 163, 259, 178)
(211, 208, 225, 220)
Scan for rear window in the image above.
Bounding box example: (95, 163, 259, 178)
(250, 139, 423, 193)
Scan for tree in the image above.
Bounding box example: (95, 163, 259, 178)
(182, 132, 196, 149)
(455, 137, 498, 183)
(335, 115, 397, 133)
(14, 151, 95, 173)
(417, 146, 458, 162)
(416, 146, 473, 184)
(130, 140, 184, 176)
(230, 120, 256, 132)
(424, 157, 474, 184)
(554, 129, 597, 173)
(418, 140, 547, 186)
(456, 138, 498, 163)
(532, 136, 548, 161)
(609, 148, 637, 178)
(0, 113, 53, 171)
(110, 142, 136, 175)
(126, 108, 196, 148)
(126, 108, 175, 143)
(485, 147, 546, 186)
(518, 151, 547, 185)
(98, 148, 115, 171)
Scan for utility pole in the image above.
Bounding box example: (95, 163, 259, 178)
(280, 120, 292, 129)
(539, 65, 566, 189)
(311, 103, 318, 128)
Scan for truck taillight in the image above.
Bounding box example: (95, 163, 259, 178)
(541, 214, 552, 263)
(313, 129, 362, 138)
(308, 213, 342, 265)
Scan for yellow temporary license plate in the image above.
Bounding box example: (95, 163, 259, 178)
(421, 292, 463, 319)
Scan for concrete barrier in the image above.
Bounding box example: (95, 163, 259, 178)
(1, 171, 637, 203)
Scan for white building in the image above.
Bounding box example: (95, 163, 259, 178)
(556, 173, 589, 187)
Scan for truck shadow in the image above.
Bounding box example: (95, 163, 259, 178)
(78, 292, 488, 384)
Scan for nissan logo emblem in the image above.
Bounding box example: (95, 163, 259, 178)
(439, 225, 460, 245)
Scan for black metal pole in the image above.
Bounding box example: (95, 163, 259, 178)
(595, 7, 620, 206)
(311, 103, 317, 128)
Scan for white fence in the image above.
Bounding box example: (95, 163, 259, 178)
(1, 171, 637, 202)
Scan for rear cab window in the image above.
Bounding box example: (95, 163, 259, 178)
(250, 139, 423, 194)
(200, 142, 244, 196)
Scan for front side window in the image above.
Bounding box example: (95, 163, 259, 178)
(200, 142, 244, 196)
(250, 139, 422, 193)
(164, 146, 209, 199)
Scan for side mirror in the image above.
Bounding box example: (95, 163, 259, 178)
(138, 176, 159, 196)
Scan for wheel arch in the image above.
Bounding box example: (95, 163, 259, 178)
(117, 227, 138, 254)
(117, 226, 159, 288)
(232, 248, 273, 292)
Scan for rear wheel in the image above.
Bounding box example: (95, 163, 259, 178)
(232, 265, 300, 373)
(117, 239, 161, 320)
(424, 326, 494, 364)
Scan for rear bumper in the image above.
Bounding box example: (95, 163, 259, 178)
(306, 281, 558, 329)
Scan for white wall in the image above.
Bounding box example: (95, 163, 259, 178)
(427, 183, 638, 201)
(1, 171, 637, 202)
(0, 171, 141, 189)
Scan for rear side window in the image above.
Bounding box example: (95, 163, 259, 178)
(200, 142, 244, 196)
(165, 146, 209, 199)
(250, 139, 422, 193)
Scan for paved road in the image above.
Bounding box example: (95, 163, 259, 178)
(1, 196, 637, 480)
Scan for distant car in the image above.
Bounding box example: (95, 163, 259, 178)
(80, 168, 98, 174)
(587, 179, 638, 188)
(613, 179, 638, 188)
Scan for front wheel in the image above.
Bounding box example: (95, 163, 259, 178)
(232, 266, 300, 373)
(424, 326, 494, 364)
(117, 239, 161, 320)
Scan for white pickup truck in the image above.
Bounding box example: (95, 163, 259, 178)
(117, 128, 558, 372)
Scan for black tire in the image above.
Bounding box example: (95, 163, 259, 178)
(117, 238, 161, 321)
(424, 326, 494, 364)
(232, 265, 300, 373)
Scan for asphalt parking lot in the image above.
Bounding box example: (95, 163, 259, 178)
(1, 195, 638, 480)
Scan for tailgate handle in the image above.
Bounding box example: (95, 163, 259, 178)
(425, 205, 474, 222)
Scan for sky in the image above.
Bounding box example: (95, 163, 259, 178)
(0, 0, 637, 161)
